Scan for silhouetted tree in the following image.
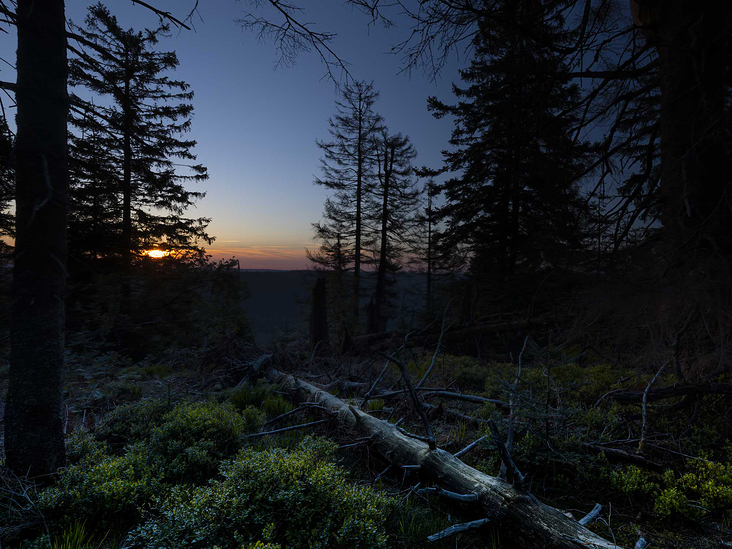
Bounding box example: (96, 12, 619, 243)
(314, 81, 383, 324)
(409, 177, 458, 316)
(368, 129, 419, 333)
(428, 5, 592, 277)
(5, 0, 68, 477)
(350, 0, 732, 262)
(68, 3, 210, 264)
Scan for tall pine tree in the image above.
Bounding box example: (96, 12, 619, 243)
(312, 81, 383, 324)
(68, 3, 210, 265)
(429, 1, 592, 278)
(367, 129, 419, 333)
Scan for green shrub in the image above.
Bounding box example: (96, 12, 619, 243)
(147, 400, 264, 483)
(610, 465, 659, 497)
(37, 445, 164, 530)
(65, 430, 108, 467)
(656, 459, 732, 519)
(128, 437, 394, 549)
(96, 399, 172, 450)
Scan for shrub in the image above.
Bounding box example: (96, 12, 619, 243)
(96, 399, 172, 450)
(610, 465, 659, 497)
(37, 445, 164, 530)
(656, 459, 732, 519)
(65, 430, 108, 468)
(128, 437, 394, 549)
(147, 400, 265, 483)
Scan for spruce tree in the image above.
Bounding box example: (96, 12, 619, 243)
(367, 129, 419, 333)
(428, 2, 592, 277)
(313, 81, 383, 324)
(68, 3, 210, 265)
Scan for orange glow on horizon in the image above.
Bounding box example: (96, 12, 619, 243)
(144, 249, 169, 259)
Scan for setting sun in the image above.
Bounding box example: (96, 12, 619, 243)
(144, 249, 169, 259)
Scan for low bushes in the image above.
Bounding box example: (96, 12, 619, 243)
(128, 437, 394, 549)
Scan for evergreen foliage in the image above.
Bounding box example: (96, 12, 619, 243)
(428, 1, 594, 276)
(68, 3, 210, 263)
(368, 129, 419, 333)
(309, 81, 383, 328)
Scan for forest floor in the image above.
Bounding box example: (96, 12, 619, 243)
(2, 331, 732, 548)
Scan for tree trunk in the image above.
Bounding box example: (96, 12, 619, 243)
(310, 277, 329, 350)
(632, 1, 730, 254)
(264, 366, 619, 549)
(122, 45, 133, 268)
(5, 0, 69, 477)
(354, 98, 363, 325)
(372, 145, 392, 334)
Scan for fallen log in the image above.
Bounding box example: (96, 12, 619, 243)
(264, 366, 619, 549)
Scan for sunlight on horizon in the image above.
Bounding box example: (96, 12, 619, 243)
(144, 249, 169, 259)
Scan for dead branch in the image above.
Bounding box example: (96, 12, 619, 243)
(611, 381, 732, 403)
(582, 443, 663, 471)
(487, 420, 527, 491)
(262, 364, 620, 548)
(427, 518, 491, 542)
(639, 363, 666, 452)
(245, 419, 328, 439)
(418, 486, 479, 502)
(454, 435, 488, 459)
(578, 503, 602, 526)
(380, 352, 437, 450)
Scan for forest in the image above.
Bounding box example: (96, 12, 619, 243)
(0, 0, 731, 547)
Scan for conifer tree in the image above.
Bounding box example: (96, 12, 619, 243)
(368, 129, 419, 333)
(313, 81, 383, 323)
(68, 3, 210, 264)
(428, 3, 592, 277)
(409, 177, 456, 316)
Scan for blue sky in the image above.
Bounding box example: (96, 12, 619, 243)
(0, 0, 465, 268)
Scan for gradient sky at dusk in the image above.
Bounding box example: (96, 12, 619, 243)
(0, 1, 464, 269)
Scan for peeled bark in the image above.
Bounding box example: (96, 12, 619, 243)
(5, 0, 69, 476)
(265, 366, 619, 549)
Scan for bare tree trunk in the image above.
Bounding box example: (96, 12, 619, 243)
(264, 366, 619, 549)
(5, 0, 69, 477)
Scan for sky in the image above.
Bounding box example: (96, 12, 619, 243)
(0, 0, 465, 269)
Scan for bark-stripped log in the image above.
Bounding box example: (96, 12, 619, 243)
(264, 366, 619, 549)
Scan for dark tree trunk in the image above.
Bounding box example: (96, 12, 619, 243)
(426, 211, 433, 316)
(633, 1, 731, 254)
(310, 277, 330, 350)
(122, 46, 133, 268)
(354, 102, 363, 325)
(5, 0, 69, 477)
(372, 146, 393, 334)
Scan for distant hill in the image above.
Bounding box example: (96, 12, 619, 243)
(240, 269, 455, 347)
